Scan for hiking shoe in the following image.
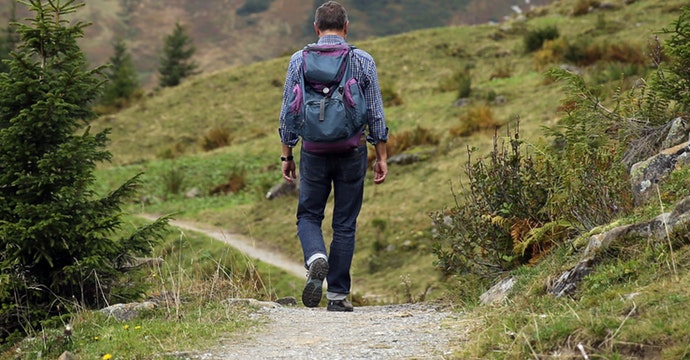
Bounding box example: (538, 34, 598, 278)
(327, 298, 354, 312)
(302, 258, 328, 308)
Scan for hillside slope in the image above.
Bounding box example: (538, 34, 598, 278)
(92, 0, 686, 301)
(3, 0, 555, 87)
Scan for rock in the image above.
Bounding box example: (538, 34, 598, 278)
(266, 181, 297, 200)
(58, 351, 78, 360)
(185, 187, 202, 198)
(630, 141, 689, 205)
(548, 258, 595, 297)
(99, 301, 157, 321)
(454, 98, 471, 107)
(275, 297, 297, 306)
(661, 117, 689, 149)
(225, 298, 281, 309)
(388, 153, 420, 165)
(480, 276, 515, 305)
(551, 195, 690, 297)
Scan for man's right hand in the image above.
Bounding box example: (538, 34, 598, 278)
(373, 160, 387, 184)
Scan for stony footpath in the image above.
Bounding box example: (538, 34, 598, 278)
(188, 302, 464, 360)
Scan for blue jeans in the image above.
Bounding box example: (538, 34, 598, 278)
(297, 145, 368, 295)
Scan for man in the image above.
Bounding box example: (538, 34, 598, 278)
(278, 1, 388, 312)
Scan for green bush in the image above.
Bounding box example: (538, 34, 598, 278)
(524, 25, 559, 53)
(236, 0, 274, 16)
(654, 5, 690, 112)
(439, 68, 472, 99)
(431, 130, 552, 278)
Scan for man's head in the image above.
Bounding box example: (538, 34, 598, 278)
(314, 1, 348, 36)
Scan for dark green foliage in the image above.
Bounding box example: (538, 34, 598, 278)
(655, 6, 690, 112)
(524, 25, 559, 53)
(439, 68, 472, 99)
(0, 0, 168, 344)
(99, 37, 141, 110)
(236, 0, 274, 16)
(432, 130, 552, 278)
(158, 22, 199, 88)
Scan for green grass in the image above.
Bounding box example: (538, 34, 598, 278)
(455, 241, 690, 359)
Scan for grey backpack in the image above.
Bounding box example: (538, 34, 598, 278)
(284, 44, 367, 153)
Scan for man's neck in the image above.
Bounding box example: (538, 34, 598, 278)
(318, 30, 346, 38)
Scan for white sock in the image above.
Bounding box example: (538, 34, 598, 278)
(326, 292, 347, 301)
(306, 253, 328, 268)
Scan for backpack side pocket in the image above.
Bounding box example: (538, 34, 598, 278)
(343, 77, 368, 131)
(285, 84, 303, 135)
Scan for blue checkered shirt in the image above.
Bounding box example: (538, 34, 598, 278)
(278, 35, 388, 147)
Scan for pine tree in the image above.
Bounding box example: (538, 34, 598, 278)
(100, 37, 141, 109)
(157, 22, 199, 88)
(0, 0, 169, 341)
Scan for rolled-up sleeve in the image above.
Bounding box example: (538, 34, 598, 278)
(278, 52, 302, 147)
(354, 50, 389, 145)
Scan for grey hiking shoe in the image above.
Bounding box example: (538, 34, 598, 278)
(327, 298, 354, 312)
(302, 258, 328, 307)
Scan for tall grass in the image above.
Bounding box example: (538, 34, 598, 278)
(1, 218, 299, 359)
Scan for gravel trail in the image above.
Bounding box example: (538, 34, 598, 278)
(141, 214, 467, 359)
(194, 303, 462, 360)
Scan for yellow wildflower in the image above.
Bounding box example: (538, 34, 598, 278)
(102, 354, 112, 360)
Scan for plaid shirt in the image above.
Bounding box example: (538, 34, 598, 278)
(278, 35, 388, 147)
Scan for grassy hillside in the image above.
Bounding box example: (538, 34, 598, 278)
(91, 0, 686, 304)
(3, 0, 555, 88)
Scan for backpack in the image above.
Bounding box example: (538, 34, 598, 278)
(284, 43, 368, 153)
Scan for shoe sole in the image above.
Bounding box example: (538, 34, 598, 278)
(302, 260, 328, 307)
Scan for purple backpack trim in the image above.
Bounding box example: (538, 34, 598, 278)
(303, 131, 362, 154)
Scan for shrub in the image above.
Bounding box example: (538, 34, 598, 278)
(450, 104, 501, 137)
(439, 68, 472, 99)
(162, 166, 186, 196)
(533, 38, 568, 70)
(201, 126, 231, 151)
(381, 84, 403, 107)
(431, 129, 552, 278)
(572, 0, 598, 16)
(524, 25, 559, 53)
(654, 6, 690, 112)
(236, 0, 274, 16)
(386, 126, 439, 156)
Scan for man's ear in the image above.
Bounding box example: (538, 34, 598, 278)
(343, 21, 349, 36)
(314, 22, 320, 36)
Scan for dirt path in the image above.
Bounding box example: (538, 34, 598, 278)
(138, 214, 306, 278)
(141, 214, 467, 359)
